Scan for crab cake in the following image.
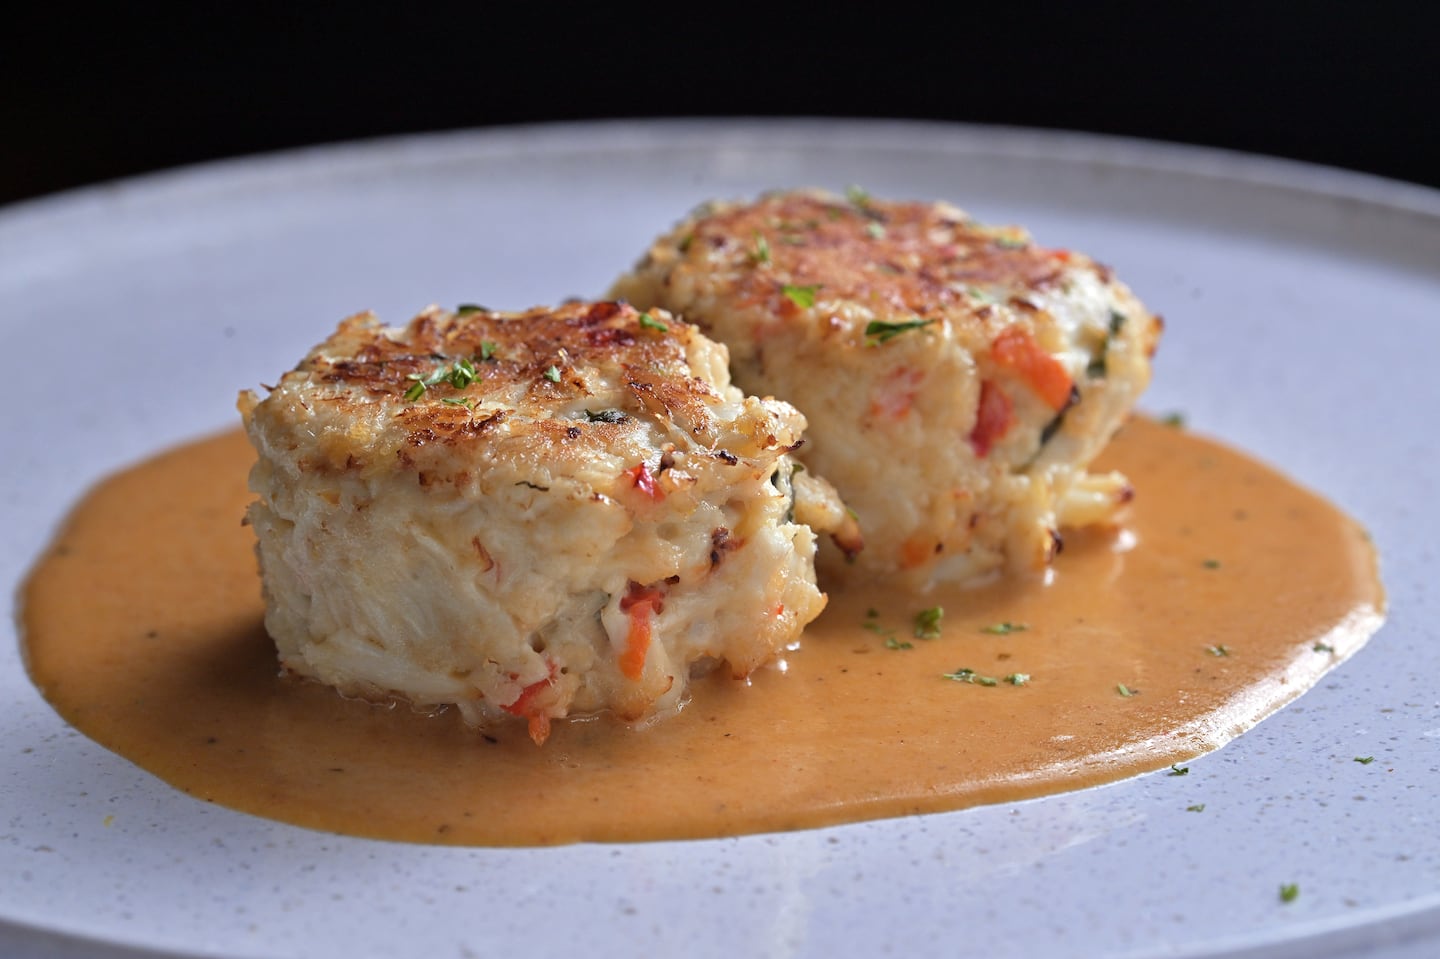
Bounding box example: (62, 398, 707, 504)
(239, 301, 852, 743)
(611, 189, 1161, 589)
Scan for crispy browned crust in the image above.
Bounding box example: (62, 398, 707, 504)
(661, 191, 1086, 327)
(243, 301, 785, 483)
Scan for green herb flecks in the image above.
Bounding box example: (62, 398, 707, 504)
(981, 622, 1028, 635)
(1168, 764, 1190, 776)
(1354, 756, 1376, 765)
(885, 637, 915, 651)
(1160, 412, 1187, 428)
(403, 360, 462, 402)
(638, 312, 669, 332)
(1206, 644, 1231, 657)
(441, 396, 480, 412)
(1279, 883, 1300, 904)
(455, 303, 485, 316)
(1088, 310, 1126, 379)
(865, 318, 936, 346)
(479, 341, 498, 361)
(1202, 558, 1222, 570)
(994, 235, 1029, 250)
(447, 356, 478, 389)
(1004, 673, 1030, 686)
(845, 184, 871, 208)
(1186, 803, 1206, 812)
(866, 221, 886, 240)
(781, 284, 821, 309)
(543, 365, 562, 383)
(1117, 683, 1138, 698)
(1314, 642, 1336, 654)
(749, 233, 772, 266)
(585, 408, 628, 424)
(913, 606, 944, 640)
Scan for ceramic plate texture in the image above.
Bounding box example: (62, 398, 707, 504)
(2, 119, 1437, 959)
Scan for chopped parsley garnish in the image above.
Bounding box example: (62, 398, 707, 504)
(403, 361, 462, 401)
(677, 233, 694, 253)
(865, 608, 879, 619)
(479, 341, 498, 361)
(1202, 558, 1221, 569)
(543, 365, 561, 383)
(441, 396, 479, 412)
(1354, 755, 1376, 765)
(885, 637, 915, 651)
(638, 312, 669, 332)
(1313, 642, 1336, 654)
(865, 318, 936, 345)
(781, 284, 821, 309)
(448, 357, 478, 389)
(994, 235, 1028, 249)
(981, 622, 1028, 635)
(1108, 309, 1127, 335)
(1206, 644, 1231, 657)
(1160, 412, 1187, 428)
(942, 668, 999, 686)
(585, 408, 628, 424)
(1117, 683, 1137, 698)
(1279, 883, 1299, 904)
(455, 303, 485, 316)
(1004, 672, 1030, 686)
(1186, 803, 1206, 812)
(749, 233, 771, 265)
(866, 221, 886, 240)
(912, 606, 944, 639)
(1168, 764, 1190, 776)
(845, 184, 871, 208)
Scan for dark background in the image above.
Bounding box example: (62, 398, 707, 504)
(3, 4, 1435, 208)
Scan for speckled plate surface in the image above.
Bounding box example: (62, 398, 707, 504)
(2, 120, 1437, 959)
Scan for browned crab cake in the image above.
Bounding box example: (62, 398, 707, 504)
(611, 189, 1161, 589)
(238, 301, 853, 743)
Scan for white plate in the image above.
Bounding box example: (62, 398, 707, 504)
(3, 119, 1438, 959)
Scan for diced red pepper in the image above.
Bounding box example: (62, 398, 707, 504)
(502, 662, 558, 745)
(618, 582, 666, 680)
(990, 326, 1074, 411)
(969, 380, 1014, 457)
(624, 462, 665, 502)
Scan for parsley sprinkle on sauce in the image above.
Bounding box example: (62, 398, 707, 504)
(1186, 803, 1206, 812)
(942, 668, 1001, 687)
(543, 365, 561, 383)
(981, 622, 1028, 635)
(1168, 764, 1189, 776)
(1354, 755, 1376, 764)
(638, 312, 669, 332)
(912, 606, 943, 639)
(1117, 683, 1137, 697)
(1206, 644, 1231, 657)
(1279, 884, 1300, 904)
(1004, 673, 1030, 686)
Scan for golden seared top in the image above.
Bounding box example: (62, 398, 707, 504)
(240, 301, 807, 485)
(617, 189, 1132, 342)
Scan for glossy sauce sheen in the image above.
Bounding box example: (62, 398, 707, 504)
(22, 419, 1383, 845)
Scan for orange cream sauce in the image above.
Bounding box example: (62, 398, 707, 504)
(21, 418, 1383, 846)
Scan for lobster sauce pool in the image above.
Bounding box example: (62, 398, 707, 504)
(21, 417, 1384, 845)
